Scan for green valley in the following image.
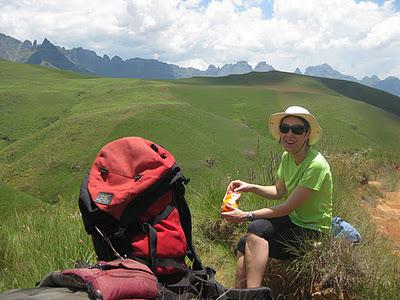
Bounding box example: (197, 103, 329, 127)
(1, 59, 399, 298)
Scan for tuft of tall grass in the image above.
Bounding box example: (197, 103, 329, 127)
(0, 198, 94, 291)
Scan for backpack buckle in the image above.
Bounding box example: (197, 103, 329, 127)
(114, 227, 127, 239)
(183, 177, 190, 185)
(141, 222, 150, 233)
(99, 166, 108, 173)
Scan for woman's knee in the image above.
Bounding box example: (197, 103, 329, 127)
(237, 218, 275, 254)
(246, 232, 268, 246)
(245, 233, 269, 257)
(247, 219, 274, 237)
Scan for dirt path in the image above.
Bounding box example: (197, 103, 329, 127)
(362, 181, 400, 255)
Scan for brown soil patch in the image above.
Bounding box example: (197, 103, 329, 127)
(362, 182, 400, 255)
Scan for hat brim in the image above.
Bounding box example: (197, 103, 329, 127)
(268, 112, 322, 145)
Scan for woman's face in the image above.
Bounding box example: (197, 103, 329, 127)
(279, 116, 309, 154)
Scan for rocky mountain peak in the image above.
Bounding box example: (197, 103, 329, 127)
(205, 64, 219, 76)
(236, 60, 250, 66)
(371, 75, 380, 81)
(254, 61, 274, 72)
(305, 63, 337, 75)
(294, 67, 302, 74)
(21, 40, 32, 49)
(41, 38, 56, 49)
(305, 63, 358, 82)
(362, 75, 381, 85)
(219, 61, 252, 76)
(111, 55, 124, 63)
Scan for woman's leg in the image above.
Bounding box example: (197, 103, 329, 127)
(245, 233, 269, 288)
(235, 249, 246, 288)
(235, 216, 294, 288)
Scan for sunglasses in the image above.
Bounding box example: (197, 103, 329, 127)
(279, 123, 306, 135)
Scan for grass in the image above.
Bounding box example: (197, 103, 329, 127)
(0, 197, 94, 291)
(0, 60, 400, 297)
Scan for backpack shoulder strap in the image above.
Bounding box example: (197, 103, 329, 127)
(79, 175, 118, 235)
(172, 175, 203, 270)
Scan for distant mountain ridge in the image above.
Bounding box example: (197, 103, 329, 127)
(304, 63, 359, 82)
(300, 63, 400, 97)
(0, 32, 399, 96)
(0, 33, 274, 80)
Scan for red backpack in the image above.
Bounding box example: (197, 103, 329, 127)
(79, 137, 198, 277)
(78, 137, 274, 300)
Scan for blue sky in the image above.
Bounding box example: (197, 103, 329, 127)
(199, 0, 400, 18)
(0, 0, 399, 78)
(358, 0, 400, 9)
(259, 1, 274, 18)
(198, 0, 276, 18)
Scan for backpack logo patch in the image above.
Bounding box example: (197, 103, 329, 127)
(95, 192, 114, 206)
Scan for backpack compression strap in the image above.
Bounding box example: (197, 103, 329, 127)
(140, 203, 178, 271)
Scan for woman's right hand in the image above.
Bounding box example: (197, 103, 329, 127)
(227, 180, 254, 193)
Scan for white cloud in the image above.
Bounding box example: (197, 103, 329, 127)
(0, 0, 399, 78)
(360, 16, 400, 48)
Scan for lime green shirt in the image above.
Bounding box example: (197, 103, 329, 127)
(276, 147, 333, 231)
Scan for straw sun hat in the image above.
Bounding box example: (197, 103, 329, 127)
(268, 106, 322, 145)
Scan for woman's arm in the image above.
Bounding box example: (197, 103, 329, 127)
(228, 179, 287, 200)
(250, 179, 287, 200)
(221, 186, 313, 223)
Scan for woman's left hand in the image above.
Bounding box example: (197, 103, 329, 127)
(220, 204, 248, 223)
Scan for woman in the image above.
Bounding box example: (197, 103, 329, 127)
(221, 106, 332, 289)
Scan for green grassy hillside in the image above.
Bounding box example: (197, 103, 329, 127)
(1, 60, 399, 202)
(1, 59, 399, 297)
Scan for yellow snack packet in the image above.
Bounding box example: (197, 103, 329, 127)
(220, 191, 241, 212)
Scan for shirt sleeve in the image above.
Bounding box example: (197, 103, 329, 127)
(298, 161, 327, 191)
(276, 152, 286, 180)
